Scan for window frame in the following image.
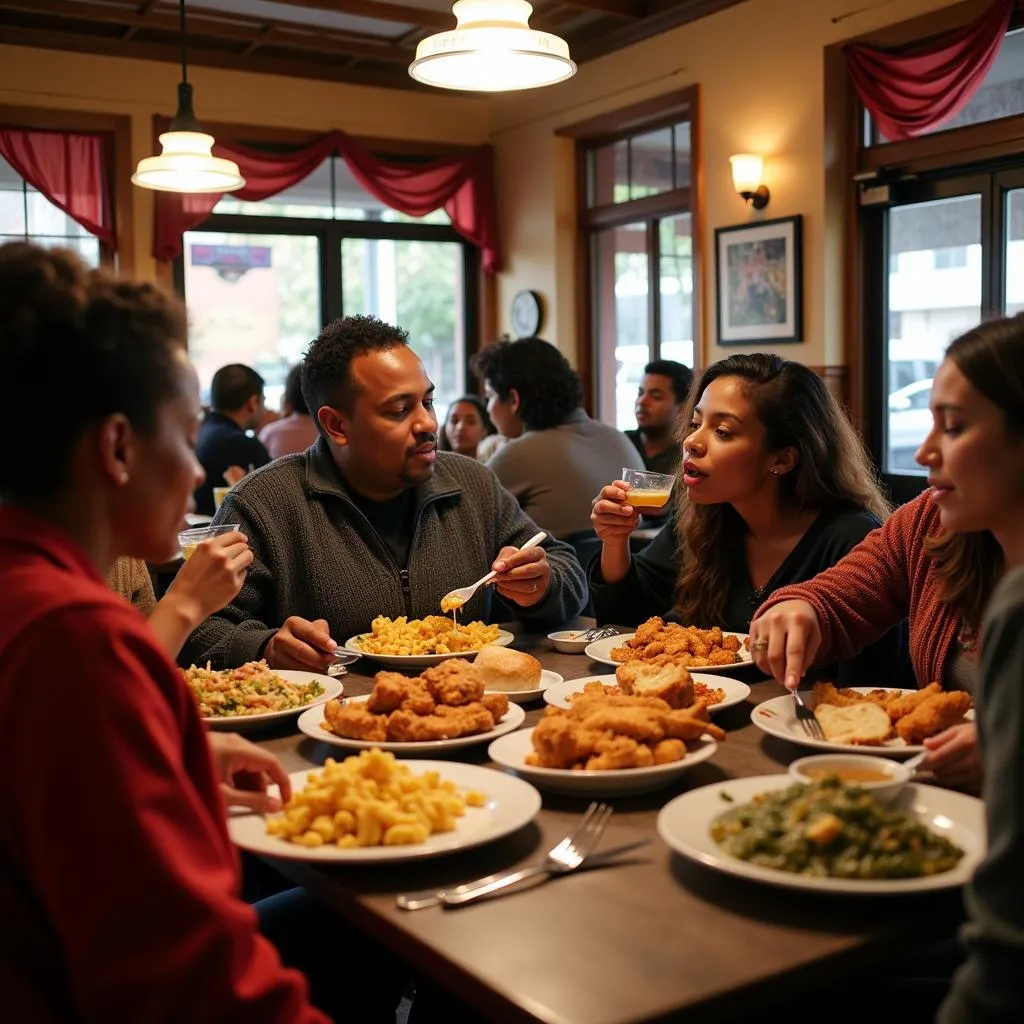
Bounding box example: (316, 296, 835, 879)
(560, 87, 702, 419)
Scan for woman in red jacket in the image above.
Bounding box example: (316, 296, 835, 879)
(750, 315, 1024, 791)
(0, 243, 399, 1022)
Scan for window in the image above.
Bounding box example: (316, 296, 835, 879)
(571, 90, 698, 429)
(867, 27, 1024, 145)
(176, 153, 475, 416)
(0, 155, 101, 265)
(933, 245, 968, 269)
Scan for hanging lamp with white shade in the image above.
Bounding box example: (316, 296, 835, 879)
(132, 0, 244, 194)
(409, 0, 576, 92)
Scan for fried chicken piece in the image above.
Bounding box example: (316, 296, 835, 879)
(886, 682, 943, 722)
(584, 734, 655, 771)
(322, 699, 388, 742)
(386, 702, 494, 742)
(480, 692, 509, 721)
(610, 644, 644, 663)
(567, 681, 621, 704)
(573, 706, 665, 743)
(650, 738, 688, 764)
(528, 714, 602, 769)
(693, 682, 725, 707)
(896, 691, 973, 745)
(633, 616, 667, 645)
(706, 648, 739, 666)
(720, 633, 741, 653)
(569, 693, 672, 716)
(812, 681, 850, 708)
(662, 706, 726, 742)
(418, 659, 485, 706)
(366, 672, 434, 715)
(615, 660, 694, 708)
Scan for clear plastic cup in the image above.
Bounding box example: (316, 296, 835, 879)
(178, 524, 241, 561)
(622, 467, 675, 510)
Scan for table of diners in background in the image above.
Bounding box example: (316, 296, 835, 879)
(250, 621, 964, 1024)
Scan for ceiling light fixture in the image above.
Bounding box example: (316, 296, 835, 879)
(132, 0, 244, 194)
(409, 0, 576, 92)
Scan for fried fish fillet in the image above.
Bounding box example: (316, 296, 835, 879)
(615, 660, 694, 709)
(418, 659, 485, 706)
(813, 702, 893, 745)
(323, 699, 388, 742)
(886, 682, 944, 722)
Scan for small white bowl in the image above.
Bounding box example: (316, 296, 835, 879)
(547, 630, 591, 654)
(788, 754, 911, 805)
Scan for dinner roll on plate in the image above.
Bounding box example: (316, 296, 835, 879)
(473, 645, 543, 692)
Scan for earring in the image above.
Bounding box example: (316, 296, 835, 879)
(769, 468, 779, 475)
(119, 472, 129, 484)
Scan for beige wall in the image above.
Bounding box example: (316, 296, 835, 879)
(0, 44, 490, 281)
(488, 0, 960, 369)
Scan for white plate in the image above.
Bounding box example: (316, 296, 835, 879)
(489, 668, 563, 704)
(343, 629, 515, 669)
(657, 775, 985, 894)
(543, 673, 751, 715)
(585, 631, 752, 673)
(488, 728, 718, 796)
(198, 671, 343, 730)
(297, 696, 526, 754)
(750, 687, 974, 757)
(229, 763, 541, 863)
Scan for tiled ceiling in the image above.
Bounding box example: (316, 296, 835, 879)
(0, 0, 749, 90)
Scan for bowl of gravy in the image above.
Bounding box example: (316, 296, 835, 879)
(788, 754, 912, 805)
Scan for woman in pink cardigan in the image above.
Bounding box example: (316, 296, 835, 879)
(750, 314, 1024, 791)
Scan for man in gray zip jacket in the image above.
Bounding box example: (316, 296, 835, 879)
(180, 316, 587, 672)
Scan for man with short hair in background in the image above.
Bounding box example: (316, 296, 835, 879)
(194, 363, 272, 516)
(626, 359, 694, 477)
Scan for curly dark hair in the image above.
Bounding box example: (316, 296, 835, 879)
(282, 362, 308, 415)
(673, 353, 890, 625)
(470, 337, 582, 430)
(302, 315, 409, 427)
(0, 242, 186, 503)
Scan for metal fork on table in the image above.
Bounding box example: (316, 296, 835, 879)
(578, 625, 619, 642)
(792, 689, 825, 740)
(396, 801, 613, 911)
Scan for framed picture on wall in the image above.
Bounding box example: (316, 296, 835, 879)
(715, 215, 803, 345)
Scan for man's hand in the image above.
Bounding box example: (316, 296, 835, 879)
(207, 732, 292, 813)
(265, 616, 337, 671)
(923, 722, 982, 793)
(491, 544, 551, 608)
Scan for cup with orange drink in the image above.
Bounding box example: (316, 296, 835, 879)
(177, 524, 241, 561)
(622, 467, 675, 511)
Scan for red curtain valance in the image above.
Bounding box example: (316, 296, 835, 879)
(153, 129, 500, 273)
(0, 128, 116, 249)
(844, 0, 1018, 142)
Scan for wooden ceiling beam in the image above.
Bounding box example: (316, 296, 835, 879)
(263, 0, 453, 30)
(1, 2, 413, 63)
(551, 0, 639, 18)
(0, 23, 422, 89)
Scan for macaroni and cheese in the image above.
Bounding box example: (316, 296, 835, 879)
(266, 750, 486, 848)
(356, 614, 500, 656)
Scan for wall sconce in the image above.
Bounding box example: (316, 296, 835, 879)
(730, 154, 770, 210)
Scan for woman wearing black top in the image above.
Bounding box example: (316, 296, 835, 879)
(589, 354, 897, 679)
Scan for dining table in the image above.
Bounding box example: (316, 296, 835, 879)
(249, 621, 967, 1024)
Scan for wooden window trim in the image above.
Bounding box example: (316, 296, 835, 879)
(564, 86, 701, 416)
(0, 105, 133, 272)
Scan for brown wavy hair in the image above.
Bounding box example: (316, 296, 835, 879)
(673, 354, 889, 625)
(922, 315, 1024, 631)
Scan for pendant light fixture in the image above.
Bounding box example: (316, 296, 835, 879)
(132, 0, 244, 194)
(409, 0, 576, 92)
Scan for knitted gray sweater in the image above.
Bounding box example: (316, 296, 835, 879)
(180, 440, 588, 669)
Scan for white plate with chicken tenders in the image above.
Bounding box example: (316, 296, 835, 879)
(752, 682, 974, 756)
(297, 653, 529, 753)
(543, 673, 751, 714)
(585, 619, 752, 674)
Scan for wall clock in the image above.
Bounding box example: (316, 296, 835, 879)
(510, 289, 543, 337)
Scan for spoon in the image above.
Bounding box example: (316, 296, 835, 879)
(440, 531, 547, 611)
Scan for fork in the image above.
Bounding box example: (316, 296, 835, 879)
(439, 531, 547, 610)
(792, 689, 826, 740)
(396, 801, 612, 910)
(579, 625, 619, 642)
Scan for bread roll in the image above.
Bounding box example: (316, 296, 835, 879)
(472, 645, 542, 692)
(814, 702, 893, 745)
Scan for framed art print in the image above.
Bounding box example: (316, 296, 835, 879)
(715, 215, 803, 345)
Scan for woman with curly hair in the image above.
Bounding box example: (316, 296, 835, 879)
(589, 353, 895, 679)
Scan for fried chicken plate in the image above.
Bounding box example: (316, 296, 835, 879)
(611, 617, 742, 669)
(811, 680, 971, 745)
(322, 662, 504, 743)
(527, 689, 725, 771)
